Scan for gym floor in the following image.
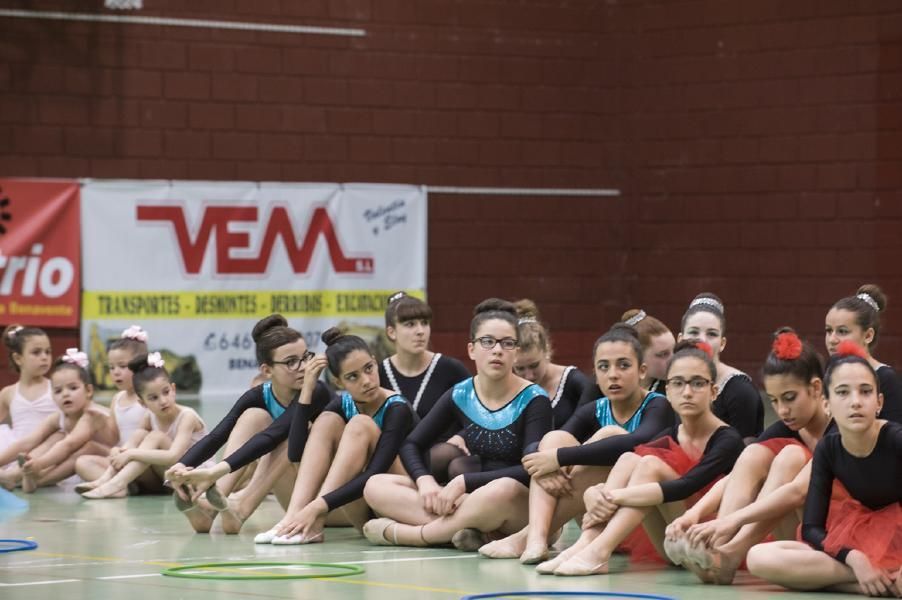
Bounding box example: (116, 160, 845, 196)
(0, 401, 857, 600)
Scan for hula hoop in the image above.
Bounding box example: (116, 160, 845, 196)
(161, 561, 364, 581)
(0, 538, 38, 554)
(461, 593, 677, 600)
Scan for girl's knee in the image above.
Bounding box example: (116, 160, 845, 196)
(634, 454, 665, 477)
(345, 414, 379, 438)
(589, 425, 628, 442)
(772, 444, 809, 472)
(363, 473, 392, 502)
(478, 477, 524, 501)
(745, 543, 773, 576)
(237, 407, 272, 428)
(734, 443, 775, 475)
(538, 430, 576, 450)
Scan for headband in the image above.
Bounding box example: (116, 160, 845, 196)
(388, 291, 408, 305)
(624, 310, 646, 327)
(689, 297, 724, 314)
(856, 293, 879, 312)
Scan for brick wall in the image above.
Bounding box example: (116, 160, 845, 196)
(1, 1, 901, 384)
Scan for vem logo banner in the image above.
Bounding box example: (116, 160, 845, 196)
(0, 179, 80, 327)
(136, 204, 374, 275)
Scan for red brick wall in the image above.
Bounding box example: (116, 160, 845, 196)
(2, 1, 901, 383)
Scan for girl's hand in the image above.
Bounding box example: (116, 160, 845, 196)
(847, 550, 894, 597)
(275, 499, 327, 538)
(416, 476, 443, 515)
(433, 475, 466, 515)
(108, 447, 122, 458)
(110, 450, 133, 470)
(301, 356, 329, 396)
(582, 484, 618, 527)
(522, 449, 560, 478)
(665, 513, 698, 541)
(446, 435, 470, 456)
(164, 463, 190, 484)
(535, 471, 573, 497)
(687, 515, 741, 548)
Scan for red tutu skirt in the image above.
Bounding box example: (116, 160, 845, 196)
(619, 437, 719, 563)
(821, 497, 902, 569)
(756, 437, 812, 458)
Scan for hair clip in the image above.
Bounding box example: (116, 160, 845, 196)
(62, 348, 89, 369)
(121, 325, 148, 342)
(773, 331, 802, 360)
(517, 317, 538, 325)
(689, 297, 725, 314)
(694, 341, 714, 358)
(835, 340, 868, 359)
(624, 310, 646, 327)
(147, 352, 165, 368)
(856, 293, 879, 312)
(8, 326, 23, 339)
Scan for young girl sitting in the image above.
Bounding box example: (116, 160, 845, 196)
(746, 342, 902, 597)
(0, 349, 117, 492)
(0, 325, 55, 486)
(75, 325, 150, 492)
(83, 353, 209, 499)
(537, 340, 745, 576)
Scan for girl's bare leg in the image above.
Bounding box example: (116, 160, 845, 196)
(747, 541, 861, 591)
(215, 408, 272, 497)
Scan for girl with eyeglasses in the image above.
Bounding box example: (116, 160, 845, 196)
(825, 284, 902, 424)
(165, 314, 332, 533)
(479, 324, 675, 563)
(379, 292, 471, 483)
(746, 342, 902, 597)
(360, 298, 553, 549)
(534, 340, 744, 576)
(512, 299, 592, 427)
(679, 293, 763, 439)
(665, 328, 834, 584)
(251, 328, 415, 545)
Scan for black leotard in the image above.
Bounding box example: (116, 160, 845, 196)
(713, 373, 763, 438)
(549, 367, 593, 428)
(179, 381, 332, 468)
(877, 365, 902, 424)
(556, 392, 676, 467)
(379, 354, 470, 419)
(288, 392, 415, 510)
(802, 421, 902, 563)
(399, 378, 552, 492)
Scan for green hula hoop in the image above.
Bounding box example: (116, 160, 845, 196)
(161, 561, 364, 581)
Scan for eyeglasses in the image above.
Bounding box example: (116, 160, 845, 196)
(666, 376, 712, 392)
(272, 351, 316, 371)
(472, 336, 519, 351)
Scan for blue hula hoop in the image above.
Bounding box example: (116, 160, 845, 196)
(461, 593, 676, 600)
(0, 538, 38, 554)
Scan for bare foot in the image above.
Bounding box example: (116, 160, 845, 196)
(0, 469, 19, 491)
(82, 484, 128, 499)
(183, 504, 215, 533)
(18, 455, 36, 494)
(709, 546, 743, 585)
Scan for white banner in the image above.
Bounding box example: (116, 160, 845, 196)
(80, 180, 427, 401)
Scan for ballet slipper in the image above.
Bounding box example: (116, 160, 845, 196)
(363, 518, 399, 546)
(519, 544, 549, 565)
(682, 553, 717, 584)
(707, 547, 743, 585)
(82, 485, 127, 499)
(553, 555, 609, 576)
(254, 527, 280, 544)
(536, 553, 568, 574)
(272, 531, 324, 545)
(663, 536, 690, 566)
(451, 528, 488, 552)
(205, 486, 228, 512)
(478, 539, 523, 559)
(173, 491, 195, 512)
(74, 481, 98, 494)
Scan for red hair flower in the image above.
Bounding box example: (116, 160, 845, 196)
(773, 332, 803, 360)
(694, 341, 714, 358)
(835, 340, 868, 359)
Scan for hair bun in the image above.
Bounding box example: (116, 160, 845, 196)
(513, 298, 540, 320)
(609, 322, 639, 340)
(834, 340, 869, 360)
(252, 314, 289, 343)
(689, 293, 725, 315)
(473, 298, 516, 317)
(321, 327, 345, 347)
(674, 339, 713, 358)
(772, 329, 803, 361)
(856, 284, 887, 313)
(127, 353, 151, 375)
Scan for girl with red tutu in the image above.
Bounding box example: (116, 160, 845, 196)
(478, 323, 675, 563)
(665, 328, 833, 584)
(747, 342, 902, 597)
(535, 340, 745, 576)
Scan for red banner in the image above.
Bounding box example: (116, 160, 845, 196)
(0, 179, 80, 327)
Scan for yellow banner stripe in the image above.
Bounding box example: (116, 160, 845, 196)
(81, 289, 425, 320)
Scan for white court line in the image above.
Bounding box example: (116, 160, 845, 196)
(0, 578, 81, 587)
(96, 573, 161, 580)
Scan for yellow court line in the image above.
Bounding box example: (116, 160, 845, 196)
(26, 550, 467, 595)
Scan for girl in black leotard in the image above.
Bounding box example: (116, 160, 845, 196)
(825, 283, 902, 424)
(480, 323, 675, 563)
(512, 299, 591, 427)
(679, 293, 763, 439)
(747, 342, 902, 597)
(165, 314, 331, 534)
(248, 328, 415, 545)
(378, 292, 470, 481)
(361, 298, 553, 548)
(538, 340, 745, 576)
